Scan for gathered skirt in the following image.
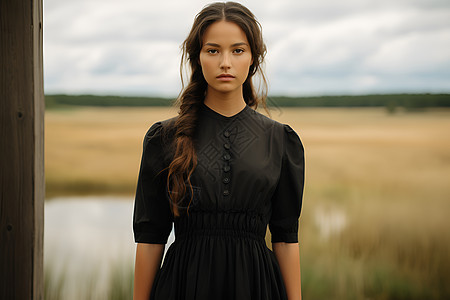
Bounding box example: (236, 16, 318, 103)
(150, 211, 288, 300)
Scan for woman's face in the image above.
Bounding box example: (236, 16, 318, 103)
(199, 20, 253, 96)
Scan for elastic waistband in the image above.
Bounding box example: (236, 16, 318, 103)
(173, 211, 267, 242)
(175, 227, 265, 242)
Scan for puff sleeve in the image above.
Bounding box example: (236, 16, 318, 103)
(269, 124, 305, 243)
(133, 122, 173, 244)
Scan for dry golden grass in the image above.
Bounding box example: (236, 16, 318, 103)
(45, 106, 450, 299)
(45, 106, 178, 195)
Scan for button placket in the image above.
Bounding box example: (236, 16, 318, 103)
(222, 129, 232, 197)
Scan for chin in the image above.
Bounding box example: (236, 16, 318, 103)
(212, 85, 240, 94)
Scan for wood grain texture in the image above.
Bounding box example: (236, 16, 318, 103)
(0, 0, 44, 298)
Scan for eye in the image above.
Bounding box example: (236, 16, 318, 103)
(233, 48, 244, 54)
(207, 49, 218, 54)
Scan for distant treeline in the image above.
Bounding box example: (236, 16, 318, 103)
(45, 94, 174, 107)
(45, 93, 450, 110)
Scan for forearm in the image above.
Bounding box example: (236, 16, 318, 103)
(133, 243, 165, 300)
(273, 242, 301, 300)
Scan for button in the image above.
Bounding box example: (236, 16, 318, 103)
(223, 165, 230, 172)
(223, 189, 230, 196)
(223, 130, 231, 138)
(223, 154, 231, 161)
(223, 143, 230, 150)
(223, 177, 230, 184)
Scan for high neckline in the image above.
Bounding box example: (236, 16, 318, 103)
(200, 102, 250, 121)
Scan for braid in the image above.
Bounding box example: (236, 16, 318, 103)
(167, 69, 206, 216)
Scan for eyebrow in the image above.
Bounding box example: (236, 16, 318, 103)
(204, 42, 249, 47)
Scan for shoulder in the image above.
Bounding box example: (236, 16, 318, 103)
(248, 107, 284, 131)
(249, 107, 301, 138)
(144, 116, 178, 147)
(250, 108, 304, 155)
(146, 116, 176, 134)
(141, 117, 178, 164)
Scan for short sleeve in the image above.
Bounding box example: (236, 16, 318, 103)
(133, 122, 173, 244)
(269, 124, 305, 243)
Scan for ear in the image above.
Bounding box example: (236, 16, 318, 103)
(249, 57, 255, 73)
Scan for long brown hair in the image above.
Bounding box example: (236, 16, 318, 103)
(167, 2, 268, 216)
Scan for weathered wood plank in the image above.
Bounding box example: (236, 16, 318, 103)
(0, 0, 44, 299)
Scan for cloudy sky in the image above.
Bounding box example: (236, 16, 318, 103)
(44, 0, 450, 97)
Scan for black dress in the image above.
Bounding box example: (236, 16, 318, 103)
(133, 103, 305, 300)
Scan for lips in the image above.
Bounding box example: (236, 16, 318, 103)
(217, 74, 235, 78)
(216, 74, 235, 81)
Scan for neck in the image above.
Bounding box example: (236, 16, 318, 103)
(203, 87, 247, 117)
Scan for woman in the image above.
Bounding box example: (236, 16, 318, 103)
(133, 2, 304, 299)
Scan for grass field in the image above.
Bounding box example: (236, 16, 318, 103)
(45, 106, 450, 299)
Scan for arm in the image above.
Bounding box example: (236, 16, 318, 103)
(273, 242, 302, 300)
(133, 243, 165, 300)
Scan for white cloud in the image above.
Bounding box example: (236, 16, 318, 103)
(365, 29, 450, 74)
(43, 0, 450, 96)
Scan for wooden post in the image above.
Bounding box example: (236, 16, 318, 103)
(0, 0, 44, 299)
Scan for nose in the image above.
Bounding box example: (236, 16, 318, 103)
(220, 53, 231, 70)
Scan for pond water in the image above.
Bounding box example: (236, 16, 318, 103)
(44, 196, 174, 298)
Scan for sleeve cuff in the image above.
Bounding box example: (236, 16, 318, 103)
(134, 231, 170, 244)
(271, 231, 298, 243)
